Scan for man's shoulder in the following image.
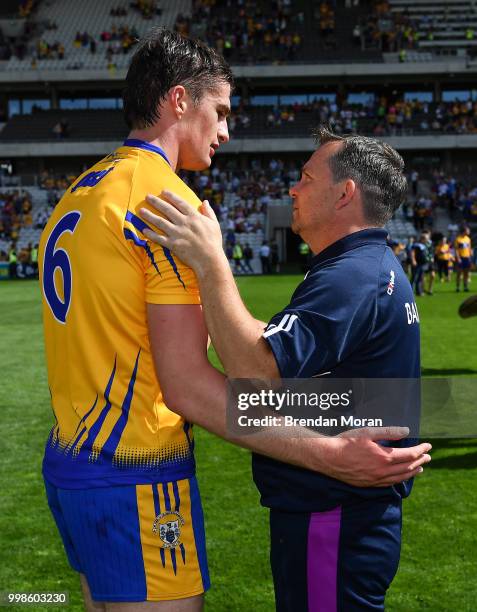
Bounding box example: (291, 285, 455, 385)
(292, 245, 386, 311)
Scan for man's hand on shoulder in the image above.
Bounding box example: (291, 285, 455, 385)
(140, 191, 224, 277)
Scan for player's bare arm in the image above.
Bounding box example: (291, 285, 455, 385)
(147, 299, 431, 489)
(141, 192, 278, 380)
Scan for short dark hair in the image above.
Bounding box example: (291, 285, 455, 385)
(313, 126, 408, 226)
(123, 28, 234, 129)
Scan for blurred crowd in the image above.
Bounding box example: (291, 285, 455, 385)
(405, 170, 477, 232)
(0, 2, 153, 65)
(182, 158, 299, 272)
(131, 0, 161, 20)
(0, 241, 38, 279)
(175, 0, 304, 62)
(228, 97, 477, 137)
(356, 0, 476, 54)
(0, 190, 34, 243)
(2, 0, 477, 69)
(356, 0, 422, 53)
(2, 160, 477, 279)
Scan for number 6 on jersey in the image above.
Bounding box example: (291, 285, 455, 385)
(42, 211, 81, 324)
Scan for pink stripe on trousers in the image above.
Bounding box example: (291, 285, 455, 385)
(307, 506, 342, 612)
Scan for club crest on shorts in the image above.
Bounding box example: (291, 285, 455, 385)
(152, 511, 185, 548)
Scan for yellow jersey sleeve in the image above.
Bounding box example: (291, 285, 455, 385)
(126, 152, 202, 305)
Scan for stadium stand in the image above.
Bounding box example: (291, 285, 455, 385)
(1, 0, 477, 277)
(2, 0, 477, 72)
(2, 98, 477, 143)
(0, 109, 127, 141)
(390, 0, 477, 51)
(179, 0, 382, 63)
(0, 186, 48, 254)
(1, 0, 190, 71)
(4, 158, 476, 275)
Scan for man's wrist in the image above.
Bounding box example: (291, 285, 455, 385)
(195, 250, 230, 281)
(310, 436, 344, 475)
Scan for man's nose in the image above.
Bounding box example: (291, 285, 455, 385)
(218, 121, 230, 144)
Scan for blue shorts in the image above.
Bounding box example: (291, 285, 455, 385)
(269, 498, 402, 611)
(44, 477, 210, 602)
(459, 257, 471, 270)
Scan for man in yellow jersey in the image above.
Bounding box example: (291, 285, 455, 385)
(435, 236, 451, 282)
(39, 29, 431, 612)
(455, 225, 472, 292)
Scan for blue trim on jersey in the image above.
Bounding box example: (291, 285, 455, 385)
(78, 357, 117, 462)
(123, 139, 170, 166)
(162, 247, 186, 289)
(43, 352, 196, 487)
(99, 350, 141, 462)
(68, 394, 98, 456)
(68, 427, 86, 457)
(52, 425, 60, 450)
(124, 228, 161, 276)
(125, 210, 149, 233)
(71, 167, 115, 193)
(125, 211, 186, 289)
(73, 394, 98, 436)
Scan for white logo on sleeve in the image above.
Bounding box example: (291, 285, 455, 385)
(405, 302, 420, 324)
(263, 313, 299, 338)
(387, 270, 395, 295)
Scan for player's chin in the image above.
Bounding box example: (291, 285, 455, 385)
(188, 157, 212, 172)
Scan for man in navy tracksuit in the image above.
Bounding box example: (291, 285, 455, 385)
(141, 127, 428, 611)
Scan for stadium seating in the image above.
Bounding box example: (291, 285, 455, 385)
(183, 0, 382, 64)
(0, 0, 386, 69)
(2, 99, 477, 143)
(1, 0, 190, 72)
(389, 0, 477, 54)
(0, 185, 48, 253)
(0, 109, 127, 141)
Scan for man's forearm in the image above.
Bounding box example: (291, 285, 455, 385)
(164, 359, 331, 473)
(195, 252, 278, 378)
(163, 362, 431, 487)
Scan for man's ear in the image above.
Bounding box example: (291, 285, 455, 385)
(335, 179, 356, 210)
(168, 85, 188, 119)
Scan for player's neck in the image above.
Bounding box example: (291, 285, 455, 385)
(127, 128, 179, 172)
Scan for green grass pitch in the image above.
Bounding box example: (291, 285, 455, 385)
(0, 277, 476, 611)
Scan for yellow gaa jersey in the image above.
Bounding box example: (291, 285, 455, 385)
(455, 234, 472, 258)
(39, 140, 201, 488)
(436, 243, 450, 260)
